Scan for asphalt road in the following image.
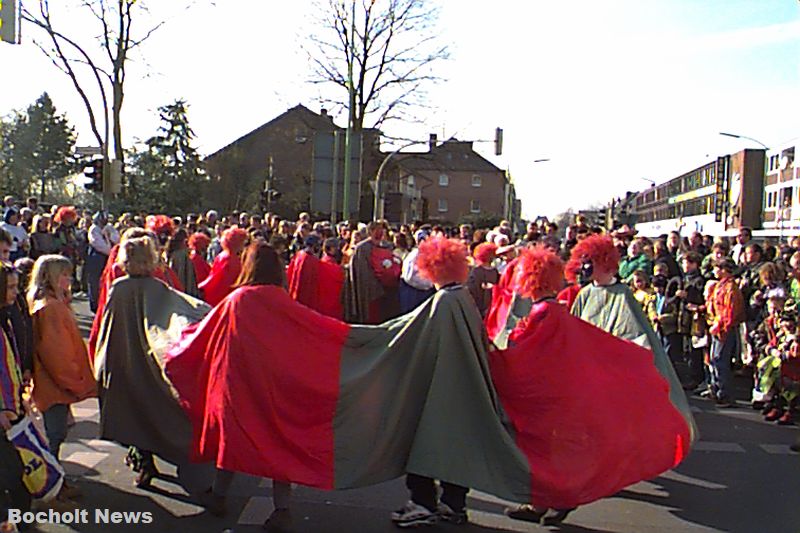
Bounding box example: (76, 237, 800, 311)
(23, 297, 800, 533)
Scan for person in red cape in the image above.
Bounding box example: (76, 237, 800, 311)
(286, 235, 344, 319)
(484, 255, 524, 346)
(556, 260, 585, 310)
(343, 221, 401, 323)
(146, 215, 184, 292)
(168, 241, 295, 530)
(198, 226, 248, 307)
(496, 245, 694, 526)
(188, 232, 212, 285)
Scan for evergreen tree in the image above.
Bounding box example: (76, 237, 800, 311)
(0, 93, 76, 200)
(125, 99, 206, 214)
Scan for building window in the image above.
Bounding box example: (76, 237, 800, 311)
(470, 199, 480, 213)
(471, 175, 482, 187)
(439, 174, 449, 186)
(438, 199, 448, 212)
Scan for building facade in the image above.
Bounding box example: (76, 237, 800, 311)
(394, 138, 508, 225)
(761, 142, 797, 235)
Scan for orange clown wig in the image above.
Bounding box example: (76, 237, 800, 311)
(565, 234, 620, 279)
(472, 242, 498, 266)
(188, 232, 211, 252)
(221, 226, 249, 253)
(417, 236, 469, 286)
(514, 245, 565, 300)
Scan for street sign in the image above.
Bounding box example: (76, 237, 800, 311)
(75, 146, 103, 157)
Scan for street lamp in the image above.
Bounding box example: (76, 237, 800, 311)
(533, 158, 550, 163)
(373, 141, 428, 221)
(640, 177, 656, 187)
(719, 132, 769, 150)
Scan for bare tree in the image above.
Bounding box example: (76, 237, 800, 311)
(305, 0, 449, 132)
(21, 0, 199, 190)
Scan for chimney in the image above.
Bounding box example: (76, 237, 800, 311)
(429, 133, 438, 151)
(320, 108, 329, 119)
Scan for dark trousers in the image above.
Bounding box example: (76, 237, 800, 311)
(686, 346, 705, 386)
(85, 252, 108, 313)
(406, 473, 468, 512)
(42, 404, 69, 461)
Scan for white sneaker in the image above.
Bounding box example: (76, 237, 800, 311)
(391, 501, 438, 528)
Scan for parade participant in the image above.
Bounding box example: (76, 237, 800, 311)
(497, 246, 695, 525)
(706, 258, 746, 407)
(344, 221, 401, 323)
(52, 207, 79, 267)
(467, 242, 499, 318)
(286, 234, 344, 319)
(390, 237, 472, 528)
(86, 212, 112, 313)
(484, 255, 531, 349)
(167, 229, 199, 298)
(28, 255, 96, 489)
(93, 237, 212, 493)
(145, 215, 184, 292)
(398, 229, 435, 314)
(569, 235, 696, 432)
(188, 232, 212, 285)
(321, 237, 342, 265)
(198, 226, 248, 307)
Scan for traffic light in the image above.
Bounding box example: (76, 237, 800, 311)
(260, 189, 282, 209)
(83, 158, 104, 192)
(494, 127, 503, 156)
(0, 0, 19, 44)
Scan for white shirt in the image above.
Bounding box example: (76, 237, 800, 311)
(401, 248, 433, 291)
(89, 224, 112, 256)
(1, 223, 28, 252)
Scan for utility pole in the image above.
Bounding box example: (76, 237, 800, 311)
(331, 131, 340, 224)
(342, 0, 356, 222)
(266, 155, 274, 213)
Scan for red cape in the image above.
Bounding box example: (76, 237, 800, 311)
(557, 284, 582, 310)
(198, 251, 241, 307)
(287, 251, 344, 320)
(491, 300, 691, 508)
(190, 250, 211, 285)
(484, 257, 520, 341)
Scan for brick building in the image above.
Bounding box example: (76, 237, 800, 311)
(204, 104, 381, 219)
(391, 137, 509, 225)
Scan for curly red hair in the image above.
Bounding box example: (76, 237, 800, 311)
(221, 226, 249, 253)
(566, 234, 620, 279)
(53, 206, 78, 224)
(514, 245, 564, 299)
(472, 242, 497, 266)
(417, 236, 469, 286)
(146, 215, 175, 236)
(188, 232, 211, 251)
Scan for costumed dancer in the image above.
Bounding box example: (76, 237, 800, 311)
(167, 229, 199, 298)
(28, 255, 96, 499)
(467, 242, 499, 318)
(198, 226, 248, 307)
(398, 229, 435, 314)
(495, 245, 695, 526)
(567, 235, 697, 436)
(344, 221, 401, 323)
(145, 215, 183, 292)
(287, 235, 344, 320)
(93, 237, 213, 497)
(188, 232, 212, 285)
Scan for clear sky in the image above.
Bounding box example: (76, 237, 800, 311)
(2, 0, 799, 219)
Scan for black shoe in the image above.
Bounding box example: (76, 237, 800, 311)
(505, 505, 548, 523)
(134, 465, 157, 489)
(541, 507, 576, 526)
(198, 489, 227, 517)
(263, 508, 293, 532)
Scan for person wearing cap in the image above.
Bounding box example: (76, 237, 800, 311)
(399, 229, 435, 314)
(0, 209, 29, 262)
(86, 212, 112, 312)
(706, 258, 746, 407)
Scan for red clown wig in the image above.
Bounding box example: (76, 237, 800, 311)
(472, 242, 498, 266)
(565, 234, 620, 279)
(53, 206, 78, 225)
(417, 236, 469, 286)
(514, 245, 565, 299)
(146, 215, 175, 237)
(188, 232, 211, 252)
(221, 226, 249, 253)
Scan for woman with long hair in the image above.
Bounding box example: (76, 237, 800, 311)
(198, 226, 248, 306)
(166, 228, 198, 298)
(28, 255, 96, 498)
(29, 214, 57, 260)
